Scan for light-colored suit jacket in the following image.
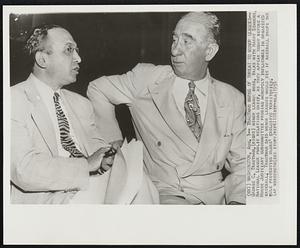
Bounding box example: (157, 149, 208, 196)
(88, 63, 246, 204)
(11, 74, 107, 204)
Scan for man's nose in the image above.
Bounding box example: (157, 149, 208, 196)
(73, 50, 81, 63)
(171, 40, 182, 56)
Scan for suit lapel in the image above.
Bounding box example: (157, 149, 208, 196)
(24, 79, 58, 156)
(148, 74, 199, 151)
(60, 90, 90, 156)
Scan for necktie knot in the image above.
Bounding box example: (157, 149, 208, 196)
(188, 81, 196, 92)
(53, 92, 60, 102)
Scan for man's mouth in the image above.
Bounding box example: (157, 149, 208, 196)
(172, 60, 185, 66)
(171, 58, 184, 64)
(72, 66, 80, 73)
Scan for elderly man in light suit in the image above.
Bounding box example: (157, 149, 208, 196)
(10, 24, 116, 204)
(88, 12, 246, 205)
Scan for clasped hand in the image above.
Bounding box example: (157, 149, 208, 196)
(87, 140, 123, 175)
(87, 146, 116, 175)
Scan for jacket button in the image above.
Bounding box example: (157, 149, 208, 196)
(157, 141, 162, 146)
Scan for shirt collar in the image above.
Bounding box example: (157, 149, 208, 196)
(174, 69, 210, 96)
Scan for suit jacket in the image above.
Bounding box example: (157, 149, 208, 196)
(11, 74, 107, 204)
(87, 63, 246, 204)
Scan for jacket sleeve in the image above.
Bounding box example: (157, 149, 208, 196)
(87, 63, 153, 142)
(224, 91, 246, 204)
(10, 89, 90, 192)
(84, 96, 110, 154)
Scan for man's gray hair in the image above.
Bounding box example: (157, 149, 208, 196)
(180, 12, 221, 45)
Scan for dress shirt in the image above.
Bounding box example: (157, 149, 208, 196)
(33, 74, 84, 157)
(172, 70, 210, 125)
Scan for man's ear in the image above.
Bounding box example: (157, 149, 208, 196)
(205, 43, 219, 62)
(34, 51, 48, 69)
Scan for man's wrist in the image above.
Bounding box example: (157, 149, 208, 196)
(87, 157, 103, 173)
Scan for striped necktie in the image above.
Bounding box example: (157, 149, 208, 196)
(53, 92, 85, 158)
(184, 81, 203, 142)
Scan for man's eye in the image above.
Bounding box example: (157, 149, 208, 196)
(64, 46, 74, 55)
(184, 38, 191, 44)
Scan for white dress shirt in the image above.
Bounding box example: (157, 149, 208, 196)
(33, 75, 84, 157)
(172, 70, 210, 125)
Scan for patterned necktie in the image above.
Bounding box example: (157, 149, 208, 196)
(184, 81, 203, 142)
(53, 92, 85, 158)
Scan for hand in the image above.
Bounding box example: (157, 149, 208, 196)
(87, 146, 111, 172)
(228, 201, 245, 205)
(109, 139, 123, 150)
(100, 154, 115, 172)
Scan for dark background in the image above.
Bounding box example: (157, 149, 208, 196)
(10, 12, 246, 140)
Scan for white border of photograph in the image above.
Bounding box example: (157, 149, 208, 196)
(3, 4, 297, 245)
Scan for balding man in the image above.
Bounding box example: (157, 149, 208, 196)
(88, 12, 246, 205)
(11, 24, 115, 204)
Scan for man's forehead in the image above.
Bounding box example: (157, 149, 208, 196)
(47, 27, 77, 46)
(173, 20, 208, 41)
(173, 19, 208, 37)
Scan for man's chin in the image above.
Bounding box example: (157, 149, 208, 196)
(63, 77, 77, 86)
(172, 66, 187, 79)
(70, 75, 78, 83)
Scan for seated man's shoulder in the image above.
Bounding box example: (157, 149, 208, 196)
(132, 63, 173, 88)
(11, 80, 31, 105)
(11, 81, 33, 119)
(11, 80, 28, 95)
(212, 77, 244, 101)
(133, 63, 172, 76)
(134, 62, 170, 70)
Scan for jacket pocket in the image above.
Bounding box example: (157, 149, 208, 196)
(215, 134, 233, 163)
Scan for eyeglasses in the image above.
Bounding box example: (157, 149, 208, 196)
(64, 44, 79, 56)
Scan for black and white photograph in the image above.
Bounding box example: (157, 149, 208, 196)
(3, 3, 297, 245)
(9, 11, 246, 205)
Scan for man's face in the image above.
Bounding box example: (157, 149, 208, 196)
(171, 19, 211, 80)
(45, 28, 81, 87)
